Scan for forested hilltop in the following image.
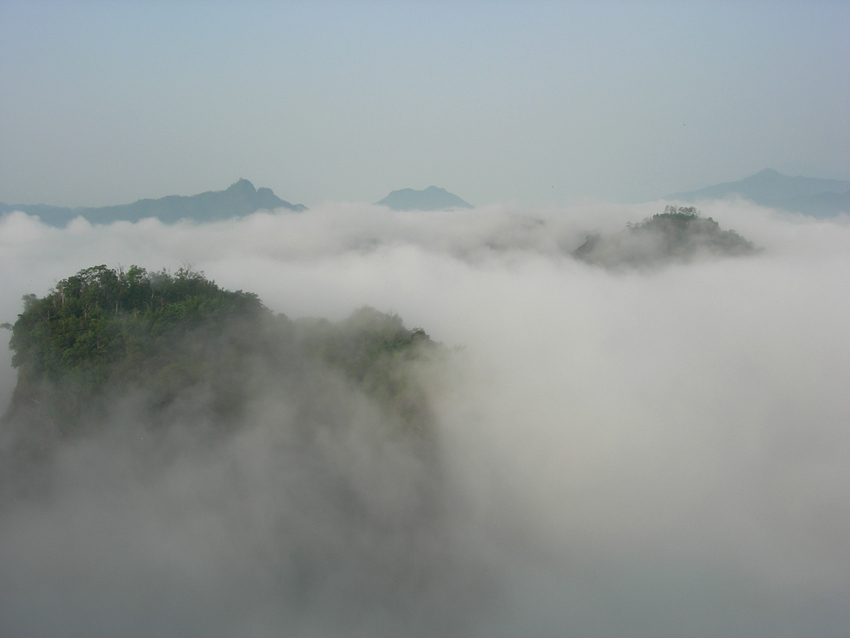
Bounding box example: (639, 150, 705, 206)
(575, 206, 758, 268)
(0, 267, 476, 626)
(3, 265, 436, 449)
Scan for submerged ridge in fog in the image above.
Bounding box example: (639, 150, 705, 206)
(0, 179, 305, 227)
(1, 264, 474, 635)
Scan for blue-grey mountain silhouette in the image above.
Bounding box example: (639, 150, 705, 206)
(669, 169, 850, 217)
(0, 179, 305, 227)
(377, 186, 472, 211)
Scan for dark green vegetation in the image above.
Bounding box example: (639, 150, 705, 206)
(668, 169, 850, 217)
(3, 265, 436, 445)
(575, 206, 758, 269)
(0, 269, 474, 629)
(377, 186, 473, 211)
(0, 179, 305, 227)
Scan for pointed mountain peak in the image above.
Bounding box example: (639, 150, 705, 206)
(376, 186, 473, 211)
(227, 178, 257, 194)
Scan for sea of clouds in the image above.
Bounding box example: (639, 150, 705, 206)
(1, 200, 849, 637)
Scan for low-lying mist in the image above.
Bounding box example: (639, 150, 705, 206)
(1, 200, 849, 637)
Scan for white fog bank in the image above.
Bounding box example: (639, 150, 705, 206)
(1, 201, 849, 636)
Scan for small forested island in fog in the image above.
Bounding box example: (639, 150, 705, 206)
(377, 186, 473, 211)
(575, 206, 758, 269)
(0, 179, 305, 227)
(2, 265, 435, 453)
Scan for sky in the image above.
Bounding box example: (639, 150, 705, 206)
(1, 0, 849, 208)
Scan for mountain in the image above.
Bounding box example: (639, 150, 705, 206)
(574, 205, 758, 269)
(3, 265, 436, 440)
(377, 186, 472, 211)
(0, 179, 305, 227)
(669, 169, 850, 217)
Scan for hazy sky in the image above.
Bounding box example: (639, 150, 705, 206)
(1, 0, 848, 207)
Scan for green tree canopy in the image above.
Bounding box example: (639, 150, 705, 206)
(4, 265, 436, 440)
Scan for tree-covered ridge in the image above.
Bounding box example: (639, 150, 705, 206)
(296, 308, 435, 433)
(9, 265, 264, 382)
(632, 205, 756, 254)
(575, 205, 758, 268)
(4, 266, 436, 440)
(301, 307, 430, 382)
(633, 205, 703, 225)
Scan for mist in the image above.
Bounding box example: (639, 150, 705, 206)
(1, 201, 850, 636)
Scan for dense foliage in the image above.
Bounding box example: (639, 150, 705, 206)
(575, 205, 757, 268)
(4, 265, 436, 440)
(10, 265, 264, 385)
(1, 270, 456, 620)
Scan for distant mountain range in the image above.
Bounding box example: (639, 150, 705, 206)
(0, 179, 305, 227)
(669, 169, 850, 217)
(377, 186, 472, 211)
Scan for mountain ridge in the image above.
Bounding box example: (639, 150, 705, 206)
(669, 169, 850, 217)
(0, 179, 305, 227)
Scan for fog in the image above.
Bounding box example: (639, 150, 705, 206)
(1, 201, 850, 636)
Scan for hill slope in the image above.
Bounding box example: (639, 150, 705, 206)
(669, 169, 850, 217)
(0, 179, 305, 227)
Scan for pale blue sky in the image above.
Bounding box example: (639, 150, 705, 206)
(1, 0, 848, 207)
